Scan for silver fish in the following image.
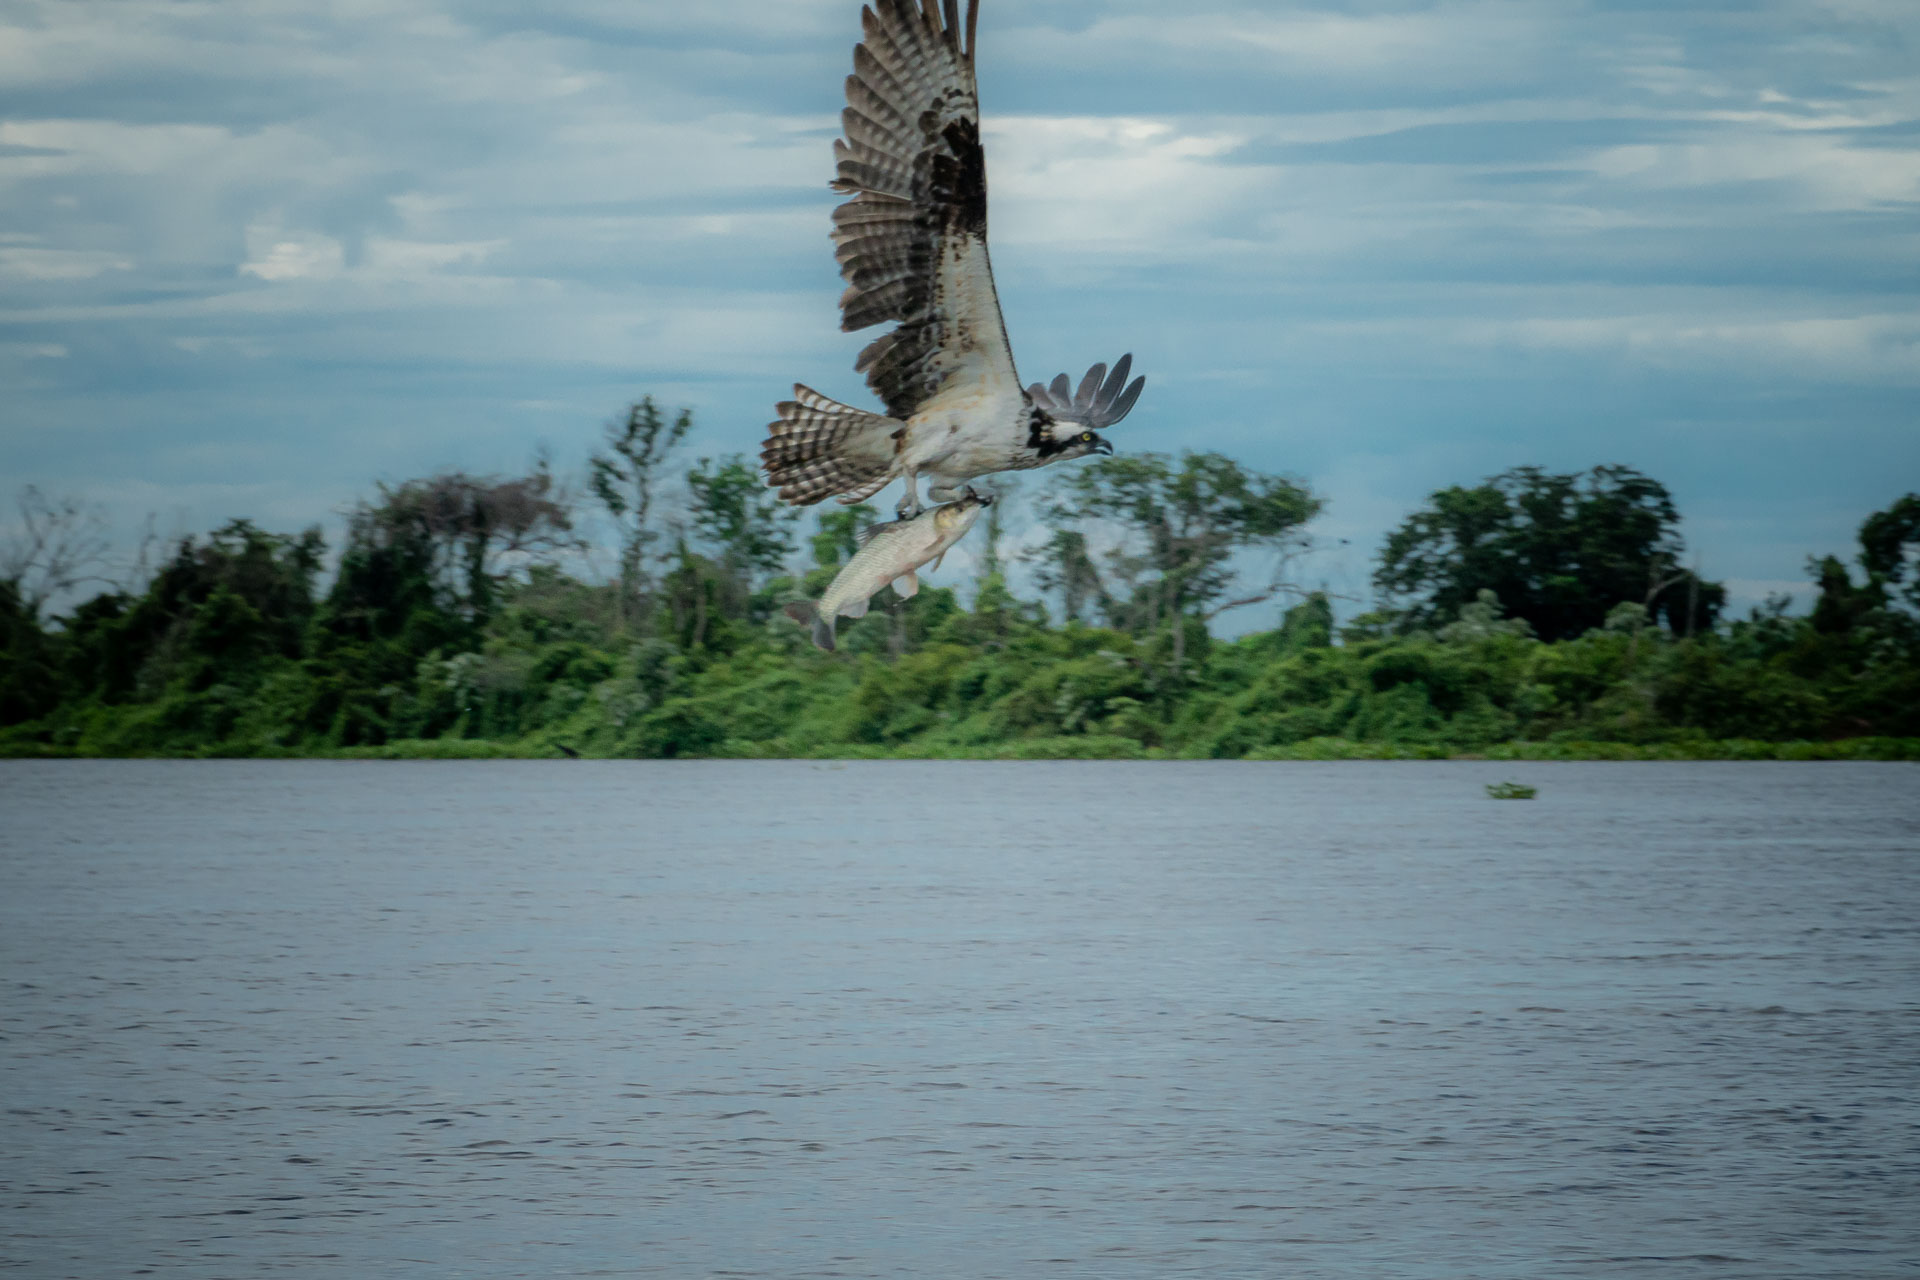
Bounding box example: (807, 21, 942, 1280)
(784, 492, 991, 651)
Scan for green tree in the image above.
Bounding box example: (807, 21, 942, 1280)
(1041, 451, 1321, 661)
(320, 500, 453, 654)
(808, 504, 879, 573)
(55, 520, 325, 704)
(311, 473, 571, 744)
(1858, 493, 1920, 612)
(686, 453, 801, 586)
(1027, 528, 1108, 625)
(1808, 554, 1883, 635)
(590, 397, 692, 626)
(1806, 492, 1920, 645)
(0, 578, 59, 726)
(1276, 591, 1335, 650)
(976, 477, 1018, 582)
(351, 466, 577, 627)
(1375, 465, 1723, 642)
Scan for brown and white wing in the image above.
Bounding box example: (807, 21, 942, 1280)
(832, 0, 1019, 422)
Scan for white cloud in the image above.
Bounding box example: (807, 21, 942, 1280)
(1018, 2, 1556, 89)
(1456, 312, 1920, 383)
(0, 246, 132, 280)
(361, 237, 507, 278)
(173, 336, 269, 357)
(239, 227, 345, 281)
(989, 116, 1256, 255)
(0, 119, 241, 177)
(468, 0, 848, 42)
(1588, 134, 1920, 210)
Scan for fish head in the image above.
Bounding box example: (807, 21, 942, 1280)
(933, 491, 991, 537)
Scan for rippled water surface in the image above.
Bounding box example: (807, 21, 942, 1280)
(3, 760, 1918, 1279)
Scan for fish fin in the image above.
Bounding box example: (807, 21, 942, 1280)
(785, 600, 835, 652)
(893, 572, 919, 599)
(840, 597, 870, 620)
(855, 521, 892, 548)
(931, 552, 946, 572)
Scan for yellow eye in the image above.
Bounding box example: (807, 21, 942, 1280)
(1080, 432, 1094, 443)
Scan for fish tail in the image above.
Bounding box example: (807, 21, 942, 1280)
(784, 600, 835, 652)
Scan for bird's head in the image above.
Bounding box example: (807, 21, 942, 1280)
(1025, 354, 1143, 462)
(1056, 424, 1114, 458)
(1029, 408, 1114, 460)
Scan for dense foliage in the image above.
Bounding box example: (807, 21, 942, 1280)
(1376, 465, 1724, 641)
(2, 416, 1915, 761)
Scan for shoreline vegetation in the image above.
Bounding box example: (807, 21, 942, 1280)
(62, 737, 1915, 762)
(4, 401, 1916, 763)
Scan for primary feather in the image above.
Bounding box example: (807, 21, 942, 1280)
(1026, 353, 1147, 430)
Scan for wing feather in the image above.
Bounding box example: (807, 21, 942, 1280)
(1025, 353, 1147, 429)
(832, 199, 914, 232)
(850, 46, 914, 128)
(841, 108, 912, 162)
(830, 0, 1016, 421)
(836, 472, 895, 505)
(841, 280, 916, 331)
(1075, 362, 1106, 406)
(834, 230, 921, 264)
(832, 155, 912, 200)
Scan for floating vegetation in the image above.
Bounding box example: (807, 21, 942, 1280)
(1486, 781, 1538, 800)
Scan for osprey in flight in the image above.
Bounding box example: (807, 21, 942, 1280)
(761, 0, 1147, 519)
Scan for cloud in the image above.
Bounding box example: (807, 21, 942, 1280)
(0, 246, 132, 280)
(1066, 3, 1557, 87)
(989, 116, 1257, 255)
(0, 342, 68, 358)
(1587, 133, 1920, 210)
(1306, 309, 1920, 385)
(239, 227, 345, 281)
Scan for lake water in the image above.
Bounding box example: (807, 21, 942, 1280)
(2, 760, 1917, 1279)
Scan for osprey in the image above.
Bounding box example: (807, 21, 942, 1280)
(761, 0, 1147, 518)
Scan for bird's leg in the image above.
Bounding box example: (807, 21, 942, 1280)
(926, 481, 962, 504)
(895, 469, 924, 519)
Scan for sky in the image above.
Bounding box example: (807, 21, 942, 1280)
(2, 0, 1918, 622)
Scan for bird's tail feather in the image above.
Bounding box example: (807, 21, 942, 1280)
(762, 385, 896, 507)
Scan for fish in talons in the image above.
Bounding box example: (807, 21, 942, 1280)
(785, 490, 991, 651)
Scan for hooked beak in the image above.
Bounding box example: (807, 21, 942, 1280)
(1092, 435, 1114, 456)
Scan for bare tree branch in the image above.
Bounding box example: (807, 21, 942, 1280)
(1, 485, 113, 614)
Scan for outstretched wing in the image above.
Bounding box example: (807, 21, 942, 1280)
(832, 0, 1018, 422)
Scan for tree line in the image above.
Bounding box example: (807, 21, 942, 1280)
(1, 397, 1915, 758)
